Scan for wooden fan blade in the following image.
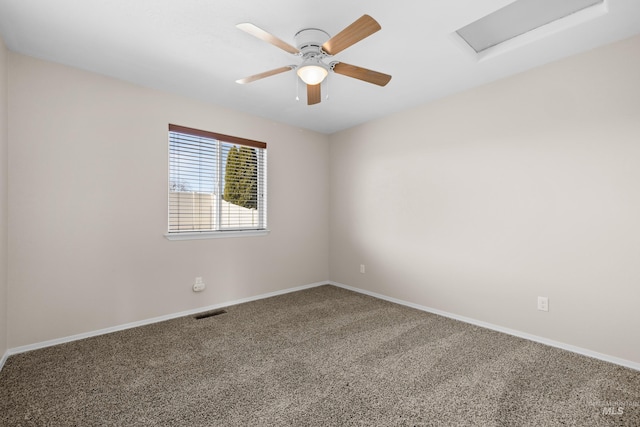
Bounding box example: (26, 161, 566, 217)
(237, 23, 300, 55)
(332, 62, 391, 87)
(307, 84, 321, 105)
(236, 66, 293, 84)
(322, 15, 381, 56)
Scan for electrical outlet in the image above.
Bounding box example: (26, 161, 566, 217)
(193, 277, 205, 292)
(537, 296, 548, 312)
(360, 264, 365, 274)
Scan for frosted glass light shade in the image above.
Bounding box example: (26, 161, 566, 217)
(297, 65, 328, 85)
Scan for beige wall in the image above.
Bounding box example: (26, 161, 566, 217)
(7, 53, 329, 348)
(4, 34, 640, 367)
(0, 36, 8, 358)
(329, 35, 640, 364)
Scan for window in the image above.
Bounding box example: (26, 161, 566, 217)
(166, 124, 267, 239)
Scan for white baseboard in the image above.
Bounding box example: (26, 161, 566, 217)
(3, 280, 638, 374)
(0, 349, 8, 372)
(328, 281, 640, 372)
(4, 281, 328, 360)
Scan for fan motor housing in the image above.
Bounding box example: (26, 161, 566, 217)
(294, 28, 330, 55)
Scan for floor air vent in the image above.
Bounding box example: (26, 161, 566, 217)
(194, 309, 227, 320)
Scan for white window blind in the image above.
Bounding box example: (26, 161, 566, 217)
(168, 124, 267, 235)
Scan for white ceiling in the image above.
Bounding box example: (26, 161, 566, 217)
(0, 0, 639, 134)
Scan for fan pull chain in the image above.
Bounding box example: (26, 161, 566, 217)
(325, 75, 330, 100)
(295, 74, 300, 101)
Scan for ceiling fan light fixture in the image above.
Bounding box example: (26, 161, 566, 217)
(236, 15, 391, 105)
(297, 64, 328, 85)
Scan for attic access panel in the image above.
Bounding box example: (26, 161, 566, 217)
(456, 0, 605, 53)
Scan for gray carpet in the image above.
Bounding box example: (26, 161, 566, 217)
(1, 285, 639, 426)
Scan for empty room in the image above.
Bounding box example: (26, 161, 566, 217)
(1, 0, 639, 425)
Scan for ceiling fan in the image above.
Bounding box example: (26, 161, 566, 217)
(235, 15, 392, 105)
